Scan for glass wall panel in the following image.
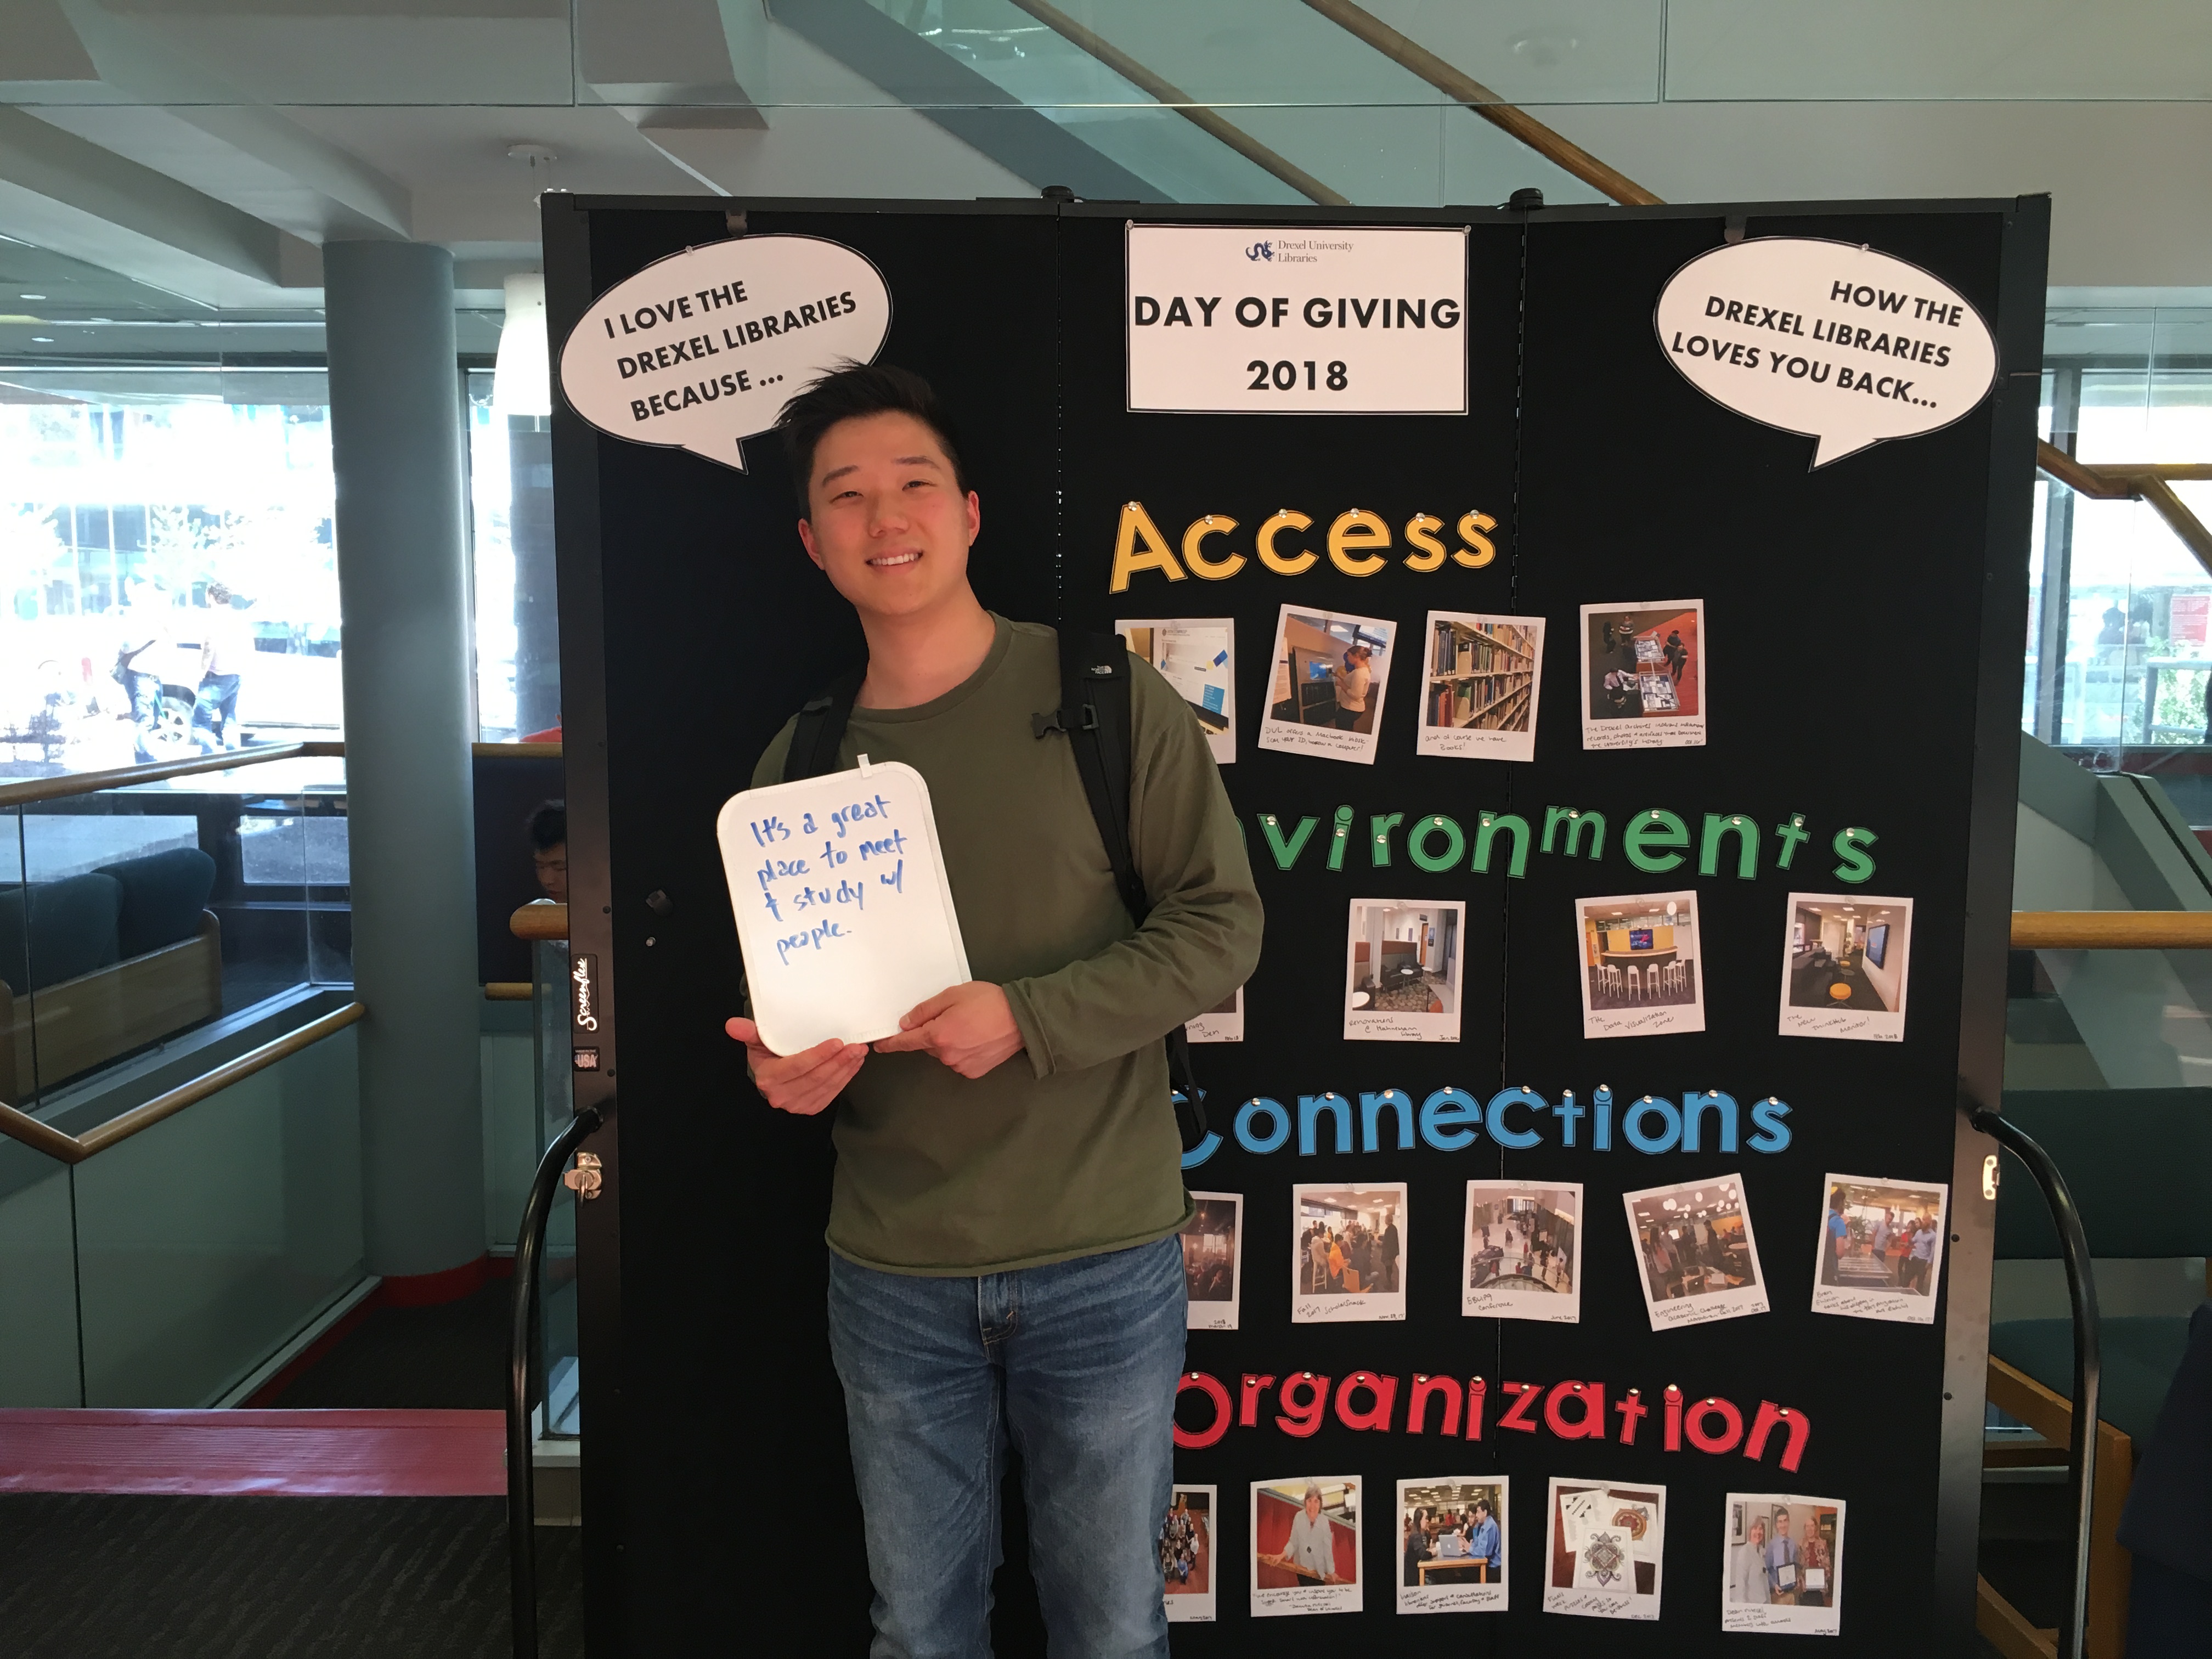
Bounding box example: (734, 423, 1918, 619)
(72, 1022, 364, 1408)
(0, 261, 338, 774)
(2024, 308, 2212, 758)
(0, 1137, 80, 1407)
(469, 370, 561, 742)
(11, 759, 347, 1104)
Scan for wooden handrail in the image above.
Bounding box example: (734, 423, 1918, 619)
(1001, 0, 1350, 208)
(512, 901, 568, 941)
(1298, 0, 1663, 206)
(0, 738, 560, 809)
(0, 1002, 365, 1165)
(2011, 910, 2212, 950)
(2038, 438, 2212, 574)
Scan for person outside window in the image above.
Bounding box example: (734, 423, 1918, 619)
(191, 582, 251, 752)
(723, 364, 1262, 1658)
(1330, 642, 1373, 730)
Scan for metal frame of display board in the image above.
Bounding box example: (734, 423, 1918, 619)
(539, 188, 2046, 1656)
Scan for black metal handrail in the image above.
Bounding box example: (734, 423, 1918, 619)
(508, 1102, 605, 1659)
(1972, 1105, 2100, 1659)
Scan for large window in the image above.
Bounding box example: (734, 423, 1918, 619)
(2026, 308, 2212, 753)
(0, 367, 338, 774)
(467, 368, 560, 743)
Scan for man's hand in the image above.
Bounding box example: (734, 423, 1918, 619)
(724, 1017, 866, 1115)
(871, 981, 1024, 1078)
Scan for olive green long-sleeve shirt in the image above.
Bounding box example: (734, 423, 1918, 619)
(752, 614, 1263, 1275)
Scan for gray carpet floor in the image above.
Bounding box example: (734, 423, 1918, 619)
(0, 1494, 583, 1659)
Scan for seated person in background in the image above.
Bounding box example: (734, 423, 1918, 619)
(1468, 1499, 1500, 1575)
(527, 800, 567, 903)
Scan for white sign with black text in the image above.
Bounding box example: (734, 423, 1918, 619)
(1126, 223, 1468, 414)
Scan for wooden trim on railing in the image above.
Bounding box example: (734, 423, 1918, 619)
(473, 742, 565, 759)
(512, 902, 569, 941)
(0, 1002, 365, 1165)
(1001, 0, 1351, 208)
(1297, 0, 1663, 206)
(2038, 438, 2212, 573)
(484, 981, 534, 1001)
(2011, 910, 2212, 950)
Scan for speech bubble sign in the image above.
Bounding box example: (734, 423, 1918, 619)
(556, 234, 891, 472)
(1654, 236, 1997, 469)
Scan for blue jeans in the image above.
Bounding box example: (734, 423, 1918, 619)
(827, 1236, 1186, 1659)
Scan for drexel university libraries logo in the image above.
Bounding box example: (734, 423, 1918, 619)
(1246, 240, 1273, 262)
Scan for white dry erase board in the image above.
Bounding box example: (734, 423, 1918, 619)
(716, 758, 970, 1053)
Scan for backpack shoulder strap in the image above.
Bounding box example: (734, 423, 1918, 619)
(782, 665, 865, 782)
(1047, 627, 1147, 925)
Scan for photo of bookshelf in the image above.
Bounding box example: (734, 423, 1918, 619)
(1416, 612, 1545, 761)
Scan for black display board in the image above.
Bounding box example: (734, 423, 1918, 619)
(543, 191, 2045, 1656)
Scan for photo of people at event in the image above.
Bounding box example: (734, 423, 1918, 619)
(1813, 1175, 1948, 1323)
(1295, 1184, 1405, 1300)
(1724, 1494, 1844, 1634)
(1401, 1481, 1505, 1587)
(1782, 893, 1913, 1040)
(1623, 1175, 1769, 1328)
(1346, 899, 1464, 1040)
(1582, 601, 1702, 722)
(1463, 1182, 1579, 1320)
(1161, 1486, 1214, 1619)
(1260, 607, 1397, 764)
(1180, 1193, 1242, 1331)
(1578, 891, 1705, 1037)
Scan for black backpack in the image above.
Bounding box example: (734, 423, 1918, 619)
(783, 627, 1209, 1152)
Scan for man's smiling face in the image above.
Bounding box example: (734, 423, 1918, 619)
(797, 410, 980, 623)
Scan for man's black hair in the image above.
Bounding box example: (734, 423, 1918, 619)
(526, 800, 566, 850)
(776, 360, 969, 512)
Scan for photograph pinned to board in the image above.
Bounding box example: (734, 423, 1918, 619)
(1187, 983, 1243, 1043)
(1781, 893, 1913, 1042)
(1723, 1493, 1844, 1635)
(1545, 1477, 1665, 1621)
(1293, 1181, 1407, 1324)
(1577, 888, 1705, 1039)
(1417, 611, 1545, 762)
(1581, 600, 1706, 751)
(715, 758, 968, 1052)
(1181, 1192, 1243, 1332)
(1398, 1477, 1508, 1615)
(1812, 1173, 1948, 1324)
(1118, 616, 1235, 765)
(1259, 606, 1396, 764)
(1163, 1485, 1217, 1623)
(1252, 1476, 1362, 1617)
(1464, 1181, 1582, 1323)
(1623, 1173, 1770, 1330)
(1345, 898, 1465, 1042)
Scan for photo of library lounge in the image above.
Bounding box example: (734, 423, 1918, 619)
(1787, 899, 1906, 1013)
(1582, 899, 1697, 1010)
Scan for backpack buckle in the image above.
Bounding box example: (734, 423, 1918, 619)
(1031, 710, 1065, 739)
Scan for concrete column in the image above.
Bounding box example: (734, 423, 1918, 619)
(325, 240, 485, 1281)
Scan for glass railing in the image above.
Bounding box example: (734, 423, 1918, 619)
(533, 934, 580, 1440)
(0, 745, 367, 1407)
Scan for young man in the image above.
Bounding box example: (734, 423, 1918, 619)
(724, 364, 1262, 1657)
